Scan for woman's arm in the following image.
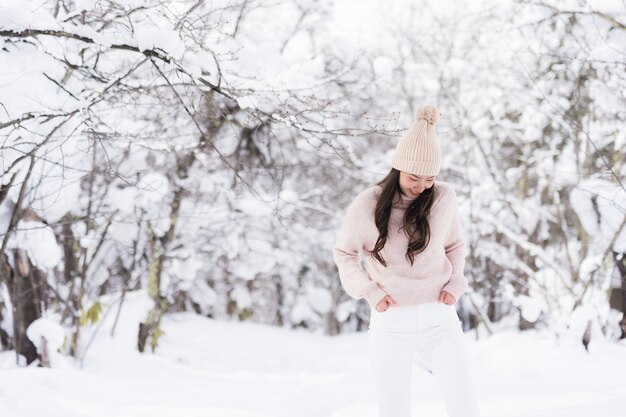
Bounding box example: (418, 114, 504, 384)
(333, 193, 388, 309)
(441, 190, 469, 301)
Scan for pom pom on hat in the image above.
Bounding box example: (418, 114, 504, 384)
(415, 105, 438, 125)
(391, 105, 441, 176)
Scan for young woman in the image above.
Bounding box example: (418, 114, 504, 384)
(333, 106, 480, 417)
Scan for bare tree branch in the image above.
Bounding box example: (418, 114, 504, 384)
(527, 1, 626, 31)
(0, 29, 233, 101)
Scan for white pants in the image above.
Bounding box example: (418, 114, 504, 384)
(368, 302, 480, 417)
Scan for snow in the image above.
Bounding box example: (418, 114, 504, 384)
(237, 196, 274, 217)
(26, 317, 66, 352)
(135, 173, 170, 206)
(236, 95, 257, 110)
(0, 200, 13, 237)
(336, 300, 357, 322)
(6, 220, 63, 270)
(1, 0, 625, 414)
(26, 155, 84, 224)
(306, 285, 333, 314)
(570, 179, 626, 252)
(75, 0, 97, 13)
(0, 282, 13, 342)
(231, 284, 252, 309)
(133, 26, 183, 58)
(189, 279, 217, 310)
(372, 56, 394, 79)
(0, 2, 58, 31)
(291, 294, 317, 324)
(109, 185, 136, 214)
(170, 253, 204, 286)
(515, 295, 544, 323)
(579, 255, 603, 280)
(2, 294, 626, 417)
(279, 188, 299, 204)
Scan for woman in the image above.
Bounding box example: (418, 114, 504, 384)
(333, 106, 480, 417)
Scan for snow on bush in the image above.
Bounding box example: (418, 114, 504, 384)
(26, 318, 66, 352)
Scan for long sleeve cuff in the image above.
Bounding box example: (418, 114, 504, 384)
(363, 284, 388, 311)
(442, 275, 469, 302)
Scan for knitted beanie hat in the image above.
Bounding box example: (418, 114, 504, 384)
(391, 105, 441, 176)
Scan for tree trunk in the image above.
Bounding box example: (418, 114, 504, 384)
(137, 225, 170, 353)
(39, 336, 50, 367)
(5, 249, 43, 364)
(612, 251, 626, 339)
(137, 153, 192, 352)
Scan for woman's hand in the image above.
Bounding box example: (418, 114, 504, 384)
(376, 295, 397, 312)
(438, 290, 456, 305)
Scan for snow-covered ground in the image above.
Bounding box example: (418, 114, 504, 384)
(1, 292, 625, 417)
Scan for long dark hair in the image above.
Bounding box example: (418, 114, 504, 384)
(371, 168, 438, 267)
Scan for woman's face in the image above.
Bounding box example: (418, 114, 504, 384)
(398, 172, 435, 199)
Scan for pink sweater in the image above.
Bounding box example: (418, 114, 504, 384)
(333, 181, 468, 309)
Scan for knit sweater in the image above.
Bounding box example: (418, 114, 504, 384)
(333, 181, 468, 309)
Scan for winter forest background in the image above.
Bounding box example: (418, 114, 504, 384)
(0, 0, 625, 415)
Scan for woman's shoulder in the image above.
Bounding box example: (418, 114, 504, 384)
(433, 181, 459, 205)
(357, 184, 382, 200)
(347, 184, 381, 212)
(435, 180, 457, 195)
